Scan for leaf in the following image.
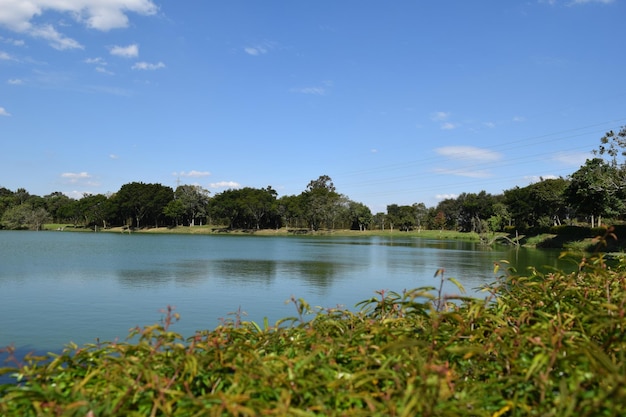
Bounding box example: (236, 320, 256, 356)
(447, 277, 466, 294)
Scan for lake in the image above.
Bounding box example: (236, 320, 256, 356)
(0, 230, 568, 354)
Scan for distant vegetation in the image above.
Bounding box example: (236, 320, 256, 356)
(2, 251, 626, 415)
(2, 127, 626, 241)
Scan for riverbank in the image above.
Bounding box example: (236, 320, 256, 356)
(44, 223, 487, 240)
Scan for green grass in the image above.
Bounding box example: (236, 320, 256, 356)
(44, 223, 485, 240)
(2, 253, 626, 416)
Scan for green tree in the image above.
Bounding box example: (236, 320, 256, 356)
(174, 185, 210, 226)
(565, 158, 624, 227)
(1, 203, 50, 230)
(114, 182, 174, 228)
(277, 194, 305, 229)
(348, 201, 373, 231)
(301, 175, 340, 231)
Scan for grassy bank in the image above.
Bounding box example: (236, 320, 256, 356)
(43, 223, 485, 240)
(2, 253, 626, 416)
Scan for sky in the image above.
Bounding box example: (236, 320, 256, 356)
(0, 0, 625, 213)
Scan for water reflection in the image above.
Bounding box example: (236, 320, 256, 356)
(0, 231, 573, 351)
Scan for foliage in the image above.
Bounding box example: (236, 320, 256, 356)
(3, 254, 626, 416)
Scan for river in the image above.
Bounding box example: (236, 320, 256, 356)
(0, 230, 568, 353)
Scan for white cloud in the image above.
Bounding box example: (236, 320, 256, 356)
(209, 181, 241, 189)
(440, 122, 457, 130)
(110, 44, 138, 58)
(290, 86, 327, 96)
(7, 78, 23, 85)
(512, 115, 525, 122)
(132, 61, 165, 70)
(85, 57, 106, 65)
(0, 51, 14, 60)
(95, 66, 114, 75)
(61, 172, 92, 181)
(435, 146, 502, 162)
(109, 154, 119, 159)
(243, 41, 275, 56)
(570, 0, 614, 4)
(431, 111, 450, 121)
(0, 36, 25, 46)
(0, 107, 11, 116)
(0, 0, 158, 49)
(290, 80, 332, 96)
(174, 170, 211, 178)
(483, 122, 496, 128)
(435, 194, 459, 200)
(30, 24, 83, 50)
(434, 168, 492, 178)
(551, 150, 591, 166)
(244, 46, 267, 56)
(524, 175, 559, 183)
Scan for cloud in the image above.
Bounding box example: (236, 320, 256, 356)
(290, 80, 333, 96)
(7, 78, 23, 85)
(243, 41, 275, 56)
(512, 115, 525, 122)
(290, 86, 327, 96)
(524, 175, 559, 183)
(0, 36, 25, 46)
(109, 154, 119, 159)
(132, 61, 165, 70)
(440, 122, 457, 130)
(434, 168, 492, 178)
(85, 57, 106, 65)
(430, 111, 450, 121)
(244, 46, 267, 56)
(0, 51, 14, 60)
(0, 107, 11, 116)
(551, 150, 591, 166)
(30, 24, 83, 50)
(110, 44, 139, 58)
(209, 181, 241, 189)
(174, 170, 211, 178)
(61, 172, 91, 182)
(435, 194, 459, 200)
(435, 146, 502, 162)
(570, 0, 614, 3)
(0, 0, 158, 49)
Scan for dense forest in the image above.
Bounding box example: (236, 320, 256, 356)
(2, 127, 626, 234)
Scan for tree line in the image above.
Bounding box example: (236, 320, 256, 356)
(2, 127, 626, 233)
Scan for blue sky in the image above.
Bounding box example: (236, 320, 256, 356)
(0, 0, 625, 212)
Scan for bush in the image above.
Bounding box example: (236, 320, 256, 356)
(2, 258, 626, 416)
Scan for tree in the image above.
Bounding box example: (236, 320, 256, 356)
(565, 158, 624, 227)
(277, 195, 305, 229)
(301, 175, 341, 231)
(174, 185, 210, 226)
(242, 186, 278, 229)
(1, 203, 50, 230)
(348, 201, 373, 231)
(163, 199, 186, 227)
(594, 126, 626, 167)
(114, 182, 174, 228)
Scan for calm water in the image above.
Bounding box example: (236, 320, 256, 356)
(0, 230, 567, 353)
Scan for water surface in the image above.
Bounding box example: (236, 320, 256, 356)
(0, 231, 567, 352)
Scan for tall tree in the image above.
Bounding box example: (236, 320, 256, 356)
(301, 175, 340, 231)
(565, 158, 624, 227)
(114, 182, 174, 228)
(174, 185, 210, 226)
